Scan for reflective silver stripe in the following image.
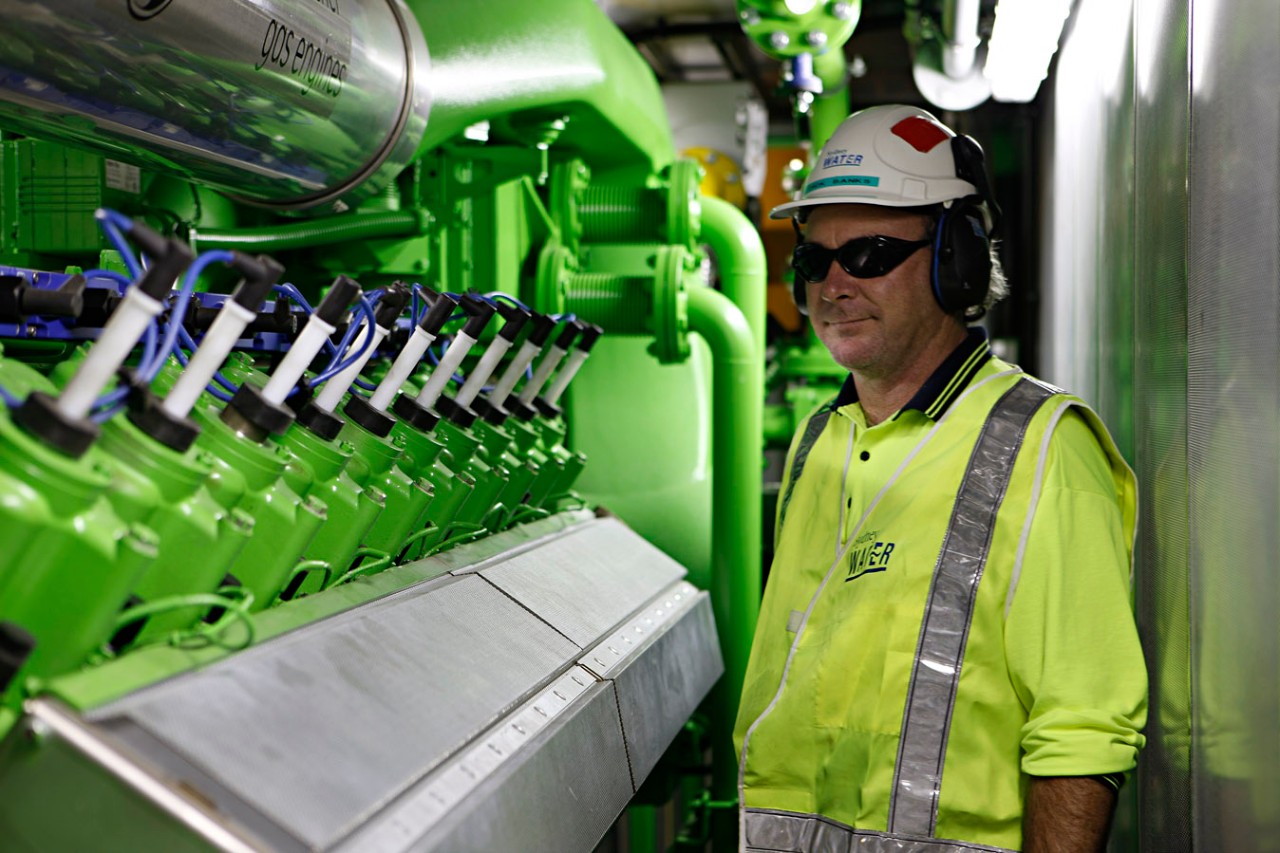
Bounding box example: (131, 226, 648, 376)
(743, 809, 1016, 853)
(888, 379, 1056, 836)
(777, 406, 834, 530)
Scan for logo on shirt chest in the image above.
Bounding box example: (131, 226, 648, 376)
(844, 529, 896, 582)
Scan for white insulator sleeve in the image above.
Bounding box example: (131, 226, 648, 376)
(313, 321, 390, 413)
(161, 300, 255, 419)
(542, 348, 591, 407)
(261, 315, 337, 406)
(369, 326, 437, 412)
(57, 289, 164, 421)
(488, 339, 540, 407)
(414, 331, 477, 409)
(454, 336, 512, 408)
(517, 345, 568, 405)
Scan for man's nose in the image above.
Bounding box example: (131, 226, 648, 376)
(817, 262, 860, 301)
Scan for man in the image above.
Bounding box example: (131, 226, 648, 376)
(734, 104, 1147, 853)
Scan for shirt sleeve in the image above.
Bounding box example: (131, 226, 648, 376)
(1003, 407, 1149, 778)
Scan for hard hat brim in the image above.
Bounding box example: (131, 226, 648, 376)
(768, 189, 969, 220)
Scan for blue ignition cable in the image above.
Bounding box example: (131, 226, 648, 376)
(81, 268, 134, 294)
(308, 292, 379, 387)
(273, 282, 315, 314)
(139, 249, 235, 383)
(484, 291, 531, 311)
(93, 209, 144, 281)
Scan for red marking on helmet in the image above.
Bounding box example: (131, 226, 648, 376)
(891, 117, 949, 152)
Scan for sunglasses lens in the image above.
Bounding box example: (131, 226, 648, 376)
(839, 238, 921, 278)
(792, 243, 834, 283)
(794, 236, 929, 284)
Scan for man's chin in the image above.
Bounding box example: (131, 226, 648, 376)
(827, 345, 878, 373)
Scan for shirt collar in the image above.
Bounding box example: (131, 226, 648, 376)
(828, 326, 992, 421)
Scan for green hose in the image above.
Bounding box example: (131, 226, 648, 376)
(190, 210, 430, 253)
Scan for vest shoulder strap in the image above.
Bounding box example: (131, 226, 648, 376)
(887, 377, 1057, 836)
(776, 403, 835, 531)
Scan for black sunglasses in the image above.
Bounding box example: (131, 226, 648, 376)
(791, 235, 931, 284)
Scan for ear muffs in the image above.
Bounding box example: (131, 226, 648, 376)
(790, 216, 810, 315)
(931, 195, 993, 315)
(791, 271, 808, 315)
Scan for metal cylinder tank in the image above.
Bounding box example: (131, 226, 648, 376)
(0, 0, 431, 211)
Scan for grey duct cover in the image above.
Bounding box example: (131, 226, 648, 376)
(0, 515, 723, 853)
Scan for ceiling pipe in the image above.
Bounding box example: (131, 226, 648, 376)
(906, 0, 991, 110)
(941, 0, 982, 78)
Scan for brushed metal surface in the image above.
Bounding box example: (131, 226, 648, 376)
(474, 516, 687, 647)
(95, 573, 582, 850)
(588, 583, 723, 787)
(0, 0, 431, 209)
(0, 515, 723, 852)
(1187, 0, 1280, 847)
(1047, 0, 1280, 848)
(1133, 0, 1194, 848)
(348, 677, 634, 853)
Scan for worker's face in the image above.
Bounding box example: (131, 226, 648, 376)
(802, 204, 950, 377)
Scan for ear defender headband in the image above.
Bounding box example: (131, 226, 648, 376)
(790, 133, 1002, 318)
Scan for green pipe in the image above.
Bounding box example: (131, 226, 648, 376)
(810, 49, 851, 151)
(190, 210, 429, 253)
(699, 195, 767, 355)
(404, 0, 674, 175)
(686, 286, 762, 807)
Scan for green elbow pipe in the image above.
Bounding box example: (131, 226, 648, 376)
(190, 210, 429, 253)
(687, 285, 763, 803)
(404, 0, 674, 174)
(699, 195, 767, 356)
(692, 196, 767, 777)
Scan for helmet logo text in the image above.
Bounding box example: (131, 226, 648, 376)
(822, 153, 864, 168)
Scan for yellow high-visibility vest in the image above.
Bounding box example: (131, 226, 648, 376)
(736, 360, 1146, 852)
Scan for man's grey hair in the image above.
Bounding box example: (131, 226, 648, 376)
(966, 240, 1008, 322)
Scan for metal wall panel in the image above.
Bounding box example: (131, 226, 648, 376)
(1046, 0, 1280, 849)
(1044, 5, 1141, 848)
(1038, 0, 1136, 437)
(1187, 0, 1280, 849)
(1133, 0, 1194, 848)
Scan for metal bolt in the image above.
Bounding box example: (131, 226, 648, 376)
(806, 30, 828, 48)
(769, 30, 791, 50)
(830, 1, 854, 20)
(741, 8, 761, 26)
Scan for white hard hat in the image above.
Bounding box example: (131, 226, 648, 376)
(770, 104, 979, 219)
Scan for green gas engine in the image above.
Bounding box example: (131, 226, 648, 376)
(0, 1, 766, 849)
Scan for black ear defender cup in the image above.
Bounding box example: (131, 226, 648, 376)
(931, 194, 993, 315)
(789, 215, 810, 315)
(931, 134, 1002, 316)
